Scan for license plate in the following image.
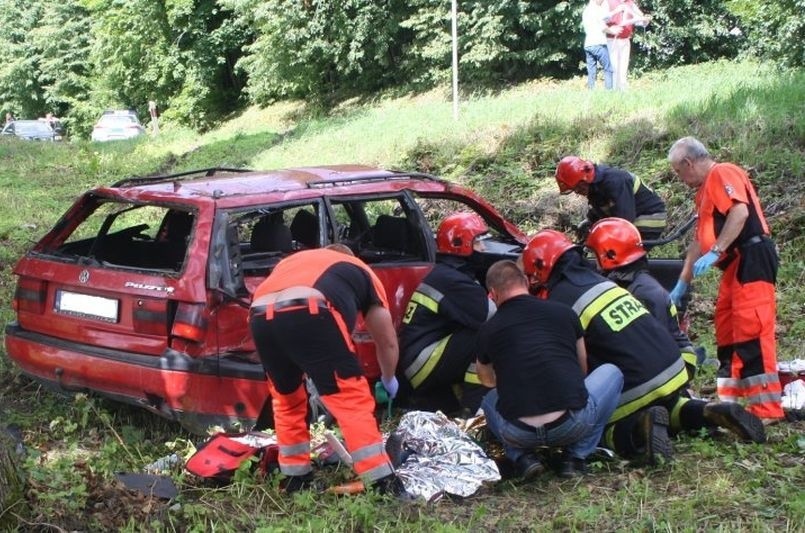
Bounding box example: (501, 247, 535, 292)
(55, 290, 119, 322)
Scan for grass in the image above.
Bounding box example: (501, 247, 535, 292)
(1, 59, 804, 530)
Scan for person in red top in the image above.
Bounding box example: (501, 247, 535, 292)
(249, 244, 403, 493)
(606, 0, 651, 90)
(667, 137, 784, 424)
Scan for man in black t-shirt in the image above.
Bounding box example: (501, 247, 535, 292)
(476, 260, 623, 479)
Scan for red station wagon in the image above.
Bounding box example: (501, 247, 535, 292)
(6, 166, 534, 433)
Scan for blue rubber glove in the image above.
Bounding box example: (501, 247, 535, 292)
(693, 251, 719, 277)
(381, 375, 399, 399)
(669, 279, 688, 308)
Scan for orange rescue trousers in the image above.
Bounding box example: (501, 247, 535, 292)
(714, 253, 783, 419)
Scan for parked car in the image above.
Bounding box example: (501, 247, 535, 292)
(1, 120, 58, 141)
(90, 110, 146, 142)
(5, 166, 683, 433)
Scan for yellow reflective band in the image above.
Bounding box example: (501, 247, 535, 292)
(634, 213, 667, 228)
(577, 285, 625, 330)
(634, 218, 667, 228)
(578, 287, 649, 332)
(681, 350, 698, 369)
(670, 397, 688, 430)
(409, 291, 439, 314)
(609, 365, 689, 423)
(603, 425, 616, 450)
(409, 335, 451, 388)
(464, 371, 482, 385)
(632, 174, 642, 194)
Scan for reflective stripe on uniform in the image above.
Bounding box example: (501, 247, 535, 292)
(717, 376, 742, 389)
(349, 442, 386, 463)
(405, 335, 452, 388)
(631, 173, 642, 194)
(610, 357, 688, 423)
(634, 212, 668, 229)
(572, 282, 647, 331)
(681, 349, 698, 369)
(572, 281, 620, 329)
(410, 283, 444, 314)
(279, 463, 313, 476)
(747, 391, 782, 406)
(360, 462, 394, 483)
(279, 442, 310, 457)
(464, 362, 482, 385)
(743, 372, 780, 388)
(670, 396, 688, 429)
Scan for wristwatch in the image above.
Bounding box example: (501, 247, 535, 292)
(710, 243, 722, 255)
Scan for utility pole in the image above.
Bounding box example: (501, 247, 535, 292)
(451, 0, 459, 121)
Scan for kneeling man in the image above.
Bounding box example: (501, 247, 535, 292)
(477, 260, 623, 479)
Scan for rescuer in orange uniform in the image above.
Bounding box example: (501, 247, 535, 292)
(249, 244, 402, 492)
(667, 137, 784, 424)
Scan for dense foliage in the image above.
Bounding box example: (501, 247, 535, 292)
(0, 0, 800, 134)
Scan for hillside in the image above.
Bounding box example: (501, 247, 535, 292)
(0, 60, 803, 530)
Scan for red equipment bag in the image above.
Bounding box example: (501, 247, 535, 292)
(185, 431, 278, 482)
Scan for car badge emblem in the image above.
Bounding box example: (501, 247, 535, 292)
(79, 270, 90, 284)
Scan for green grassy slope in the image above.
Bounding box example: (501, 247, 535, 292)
(0, 60, 803, 530)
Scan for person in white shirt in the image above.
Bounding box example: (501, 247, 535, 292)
(582, 0, 621, 89)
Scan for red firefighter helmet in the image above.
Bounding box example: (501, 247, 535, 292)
(555, 156, 595, 194)
(436, 212, 489, 256)
(585, 217, 646, 271)
(522, 229, 576, 285)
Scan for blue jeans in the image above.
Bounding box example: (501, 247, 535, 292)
(584, 45, 613, 90)
(481, 363, 623, 462)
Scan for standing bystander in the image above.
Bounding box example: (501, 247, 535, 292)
(606, 0, 651, 90)
(667, 137, 784, 424)
(148, 100, 159, 135)
(582, 0, 619, 90)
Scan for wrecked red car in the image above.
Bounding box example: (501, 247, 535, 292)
(5, 166, 533, 433)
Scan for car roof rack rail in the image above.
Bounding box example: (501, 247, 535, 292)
(306, 171, 445, 188)
(111, 167, 254, 188)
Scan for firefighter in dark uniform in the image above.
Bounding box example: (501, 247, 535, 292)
(586, 217, 700, 377)
(586, 218, 766, 442)
(522, 230, 764, 463)
(555, 155, 667, 241)
(398, 212, 496, 414)
(668, 136, 784, 424)
(249, 244, 401, 493)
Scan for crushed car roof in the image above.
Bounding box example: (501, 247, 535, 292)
(103, 165, 451, 200)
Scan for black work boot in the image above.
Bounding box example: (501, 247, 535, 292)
(703, 402, 766, 444)
(636, 406, 673, 466)
(515, 453, 545, 481)
(557, 454, 588, 478)
(371, 473, 409, 499)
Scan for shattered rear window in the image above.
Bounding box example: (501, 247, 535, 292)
(45, 200, 194, 273)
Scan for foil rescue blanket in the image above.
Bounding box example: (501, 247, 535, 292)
(391, 411, 500, 502)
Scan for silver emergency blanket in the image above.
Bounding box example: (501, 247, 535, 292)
(391, 411, 500, 502)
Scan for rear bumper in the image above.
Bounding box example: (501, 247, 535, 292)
(4, 323, 268, 434)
